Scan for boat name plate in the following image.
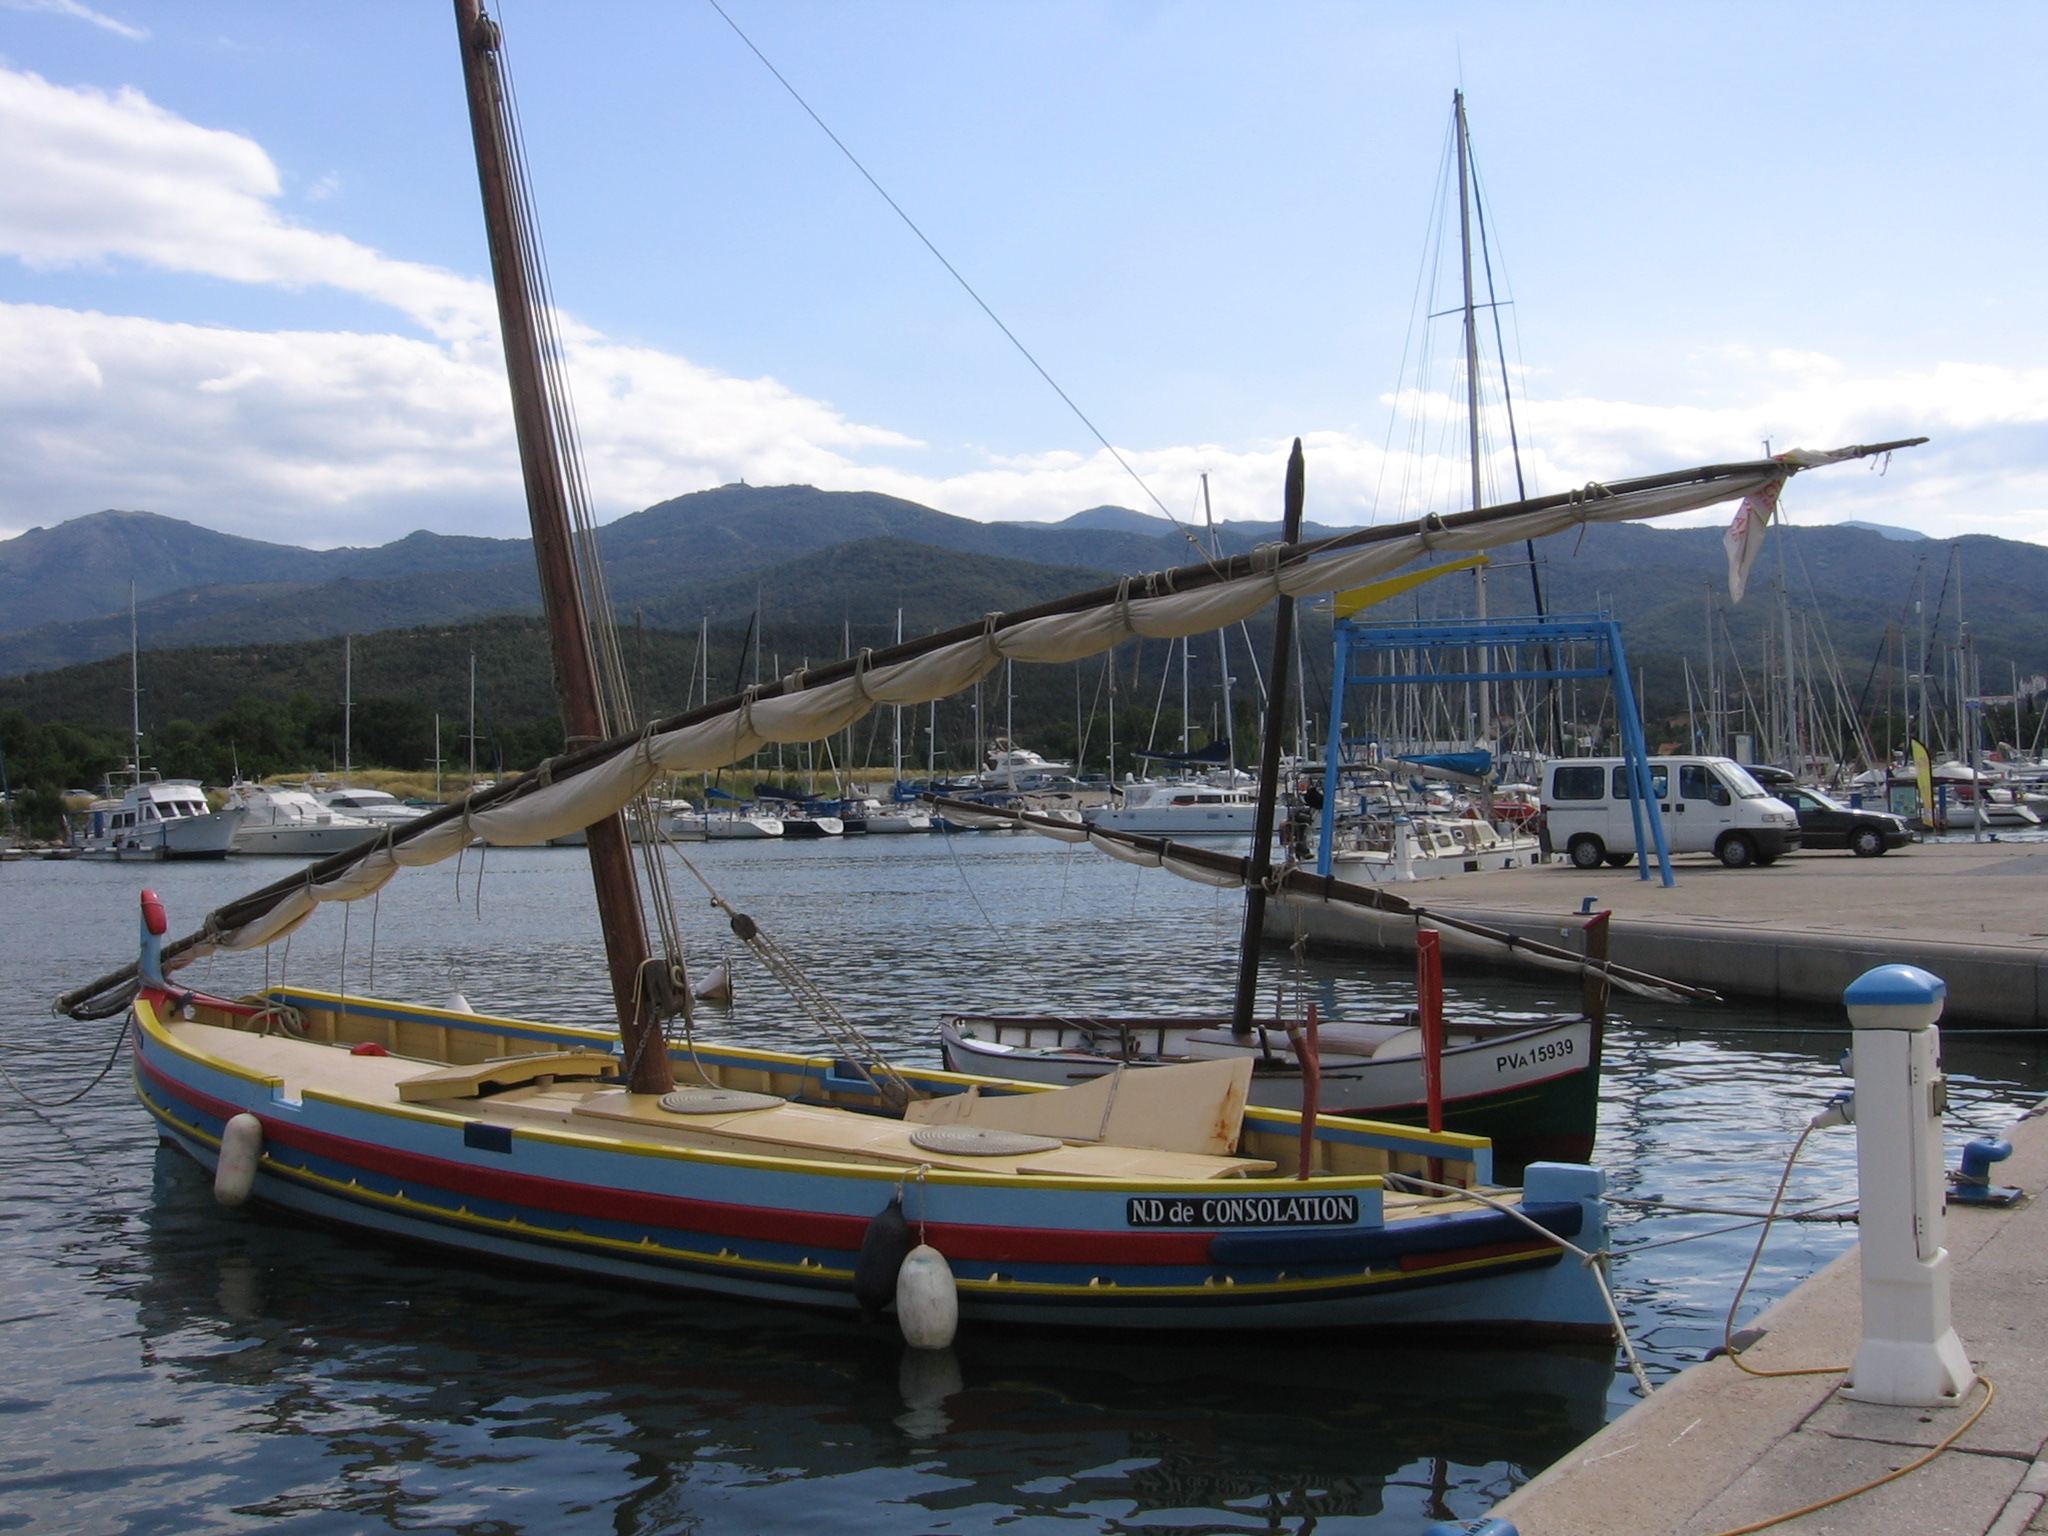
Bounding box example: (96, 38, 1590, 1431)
(1127, 1194, 1359, 1229)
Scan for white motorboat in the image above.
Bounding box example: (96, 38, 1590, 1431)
(666, 810, 785, 840)
(980, 743, 1074, 791)
(314, 785, 427, 827)
(1086, 779, 1260, 837)
(76, 779, 244, 861)
(840, 797, 931, 834)
(227, 784, 383, 857)
(1322, 813, 1541, 880)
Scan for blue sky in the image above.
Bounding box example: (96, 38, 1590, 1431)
(0, 0, 2042, 546)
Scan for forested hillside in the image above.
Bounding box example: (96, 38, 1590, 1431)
(4, 481, 2043, 835)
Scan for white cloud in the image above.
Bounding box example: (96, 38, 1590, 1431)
(0, 0, 145, 42)
(0, 68, 492, 343)
(0, 64, 2041, 551)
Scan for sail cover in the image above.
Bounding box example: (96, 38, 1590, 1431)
(54, 441, 1922, 997)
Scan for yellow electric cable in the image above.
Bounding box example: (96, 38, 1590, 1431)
(1701, 1378, 1995, 1536)
(1722, 1121, 1846, 1379)
(1699, 1115, 1997, 1536)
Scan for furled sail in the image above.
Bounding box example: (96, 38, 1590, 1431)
(56, 440, 1921, 1015)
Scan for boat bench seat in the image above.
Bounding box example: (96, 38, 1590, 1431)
(395, 1051, 617, 1102)
(565, 1088, 1272, 1177)
(904, 1057, 1252, 1157)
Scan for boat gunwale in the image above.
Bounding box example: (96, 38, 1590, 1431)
(137, 994, 1488, 1194)
(945, 1011, 1585, 1067)
(249, 986, 1496, 1159)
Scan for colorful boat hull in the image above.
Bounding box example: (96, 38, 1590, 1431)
(132, 987, 1614, 1338)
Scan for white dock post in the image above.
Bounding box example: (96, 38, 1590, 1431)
(1392, 815, 1415, 882)
(1840, 964, 1975, 1407)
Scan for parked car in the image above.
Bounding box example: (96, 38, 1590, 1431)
(1541, 755, 1803, 869)
(1762, 780, 1913, 857)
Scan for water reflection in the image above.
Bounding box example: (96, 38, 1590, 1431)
(93, 1149, 1610, 1534)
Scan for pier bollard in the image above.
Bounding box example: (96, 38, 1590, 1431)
(1841, 964, 1975, 1407)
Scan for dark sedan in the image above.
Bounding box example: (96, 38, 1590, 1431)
(1774, 784, 1913, 856)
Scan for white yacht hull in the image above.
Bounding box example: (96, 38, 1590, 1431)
(863, 812, 932, 834)
(81, 808, 246, 861)
(231, 822, 384, 857)
(1087, 804, 1260, 837)
(668, 815, 785, 840)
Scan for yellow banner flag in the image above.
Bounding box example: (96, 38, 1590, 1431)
(1910, 738, 1934, 821)
(1332, 555, 1490, 620)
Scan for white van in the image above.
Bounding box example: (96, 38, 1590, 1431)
(1542, 756, 1803, 869)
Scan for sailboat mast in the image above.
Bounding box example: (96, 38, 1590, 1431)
(128, 580, 141, 783)
(1205, 474, 1237, 774)
(453, 0, 669, 1093)
(343, 633, 353, 781)
(1454, 90, 1491, 748)
(892, 608, 904, 784)
(1230, 440, 1305, 1036)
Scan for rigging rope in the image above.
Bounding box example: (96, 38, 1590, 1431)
(655, 827, 912, 1107)
(1384, 1170, 1655, 1397)
(701, 0, 1212, 561)
(489, 14, 700, 1020)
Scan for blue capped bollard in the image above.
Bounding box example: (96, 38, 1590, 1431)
(1840, 965, 1975, 1407)
(1951, 1137, 2020, 1207)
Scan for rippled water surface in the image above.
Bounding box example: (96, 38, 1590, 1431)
(3, 839, 2042, 1535)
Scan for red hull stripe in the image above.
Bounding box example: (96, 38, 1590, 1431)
(138, 1049, 1225, 1265)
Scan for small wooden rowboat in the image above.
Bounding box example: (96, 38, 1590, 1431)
(940, 1011, 1598, 1175)
(133, 966, 1613, 1339)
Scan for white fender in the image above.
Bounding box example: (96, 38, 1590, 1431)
(214, 1113, 263, 1207)
(895, 1244, 958, 1350)
(443, 991, 477, 1014)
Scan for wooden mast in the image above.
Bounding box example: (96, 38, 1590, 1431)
(452, 0, 672, 1094)
(1229, 439, 1305, 1035)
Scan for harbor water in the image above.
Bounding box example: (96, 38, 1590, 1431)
(3, 837, 2042, 1535)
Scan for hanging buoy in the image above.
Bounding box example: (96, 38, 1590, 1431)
(443, 991, 476, 1014)
(214, 1113, 263, 1207)
(854, 1194, 914, 1320)
(691, 960, 733, 1004)
(895, 1244, 958, 1350)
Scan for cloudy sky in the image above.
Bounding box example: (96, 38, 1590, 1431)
(1, 0, 2043, 548)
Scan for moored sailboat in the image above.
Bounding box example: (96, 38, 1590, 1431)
(59, 2, 1925, 1342)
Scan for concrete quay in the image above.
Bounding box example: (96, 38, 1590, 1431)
(1276, 840, 2048, 1026)
(1489, 1101, 2048, 1536)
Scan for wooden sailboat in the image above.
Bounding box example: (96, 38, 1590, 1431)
(916, 791, 1725, 1173)
(60, 3, 1924, 1341)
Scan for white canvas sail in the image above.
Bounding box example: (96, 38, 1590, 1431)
(56, 440, 1923, 1004)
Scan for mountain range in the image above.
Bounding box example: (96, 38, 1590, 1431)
(0, 487, 1340, 674)
(3, 485, 2044, 726)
